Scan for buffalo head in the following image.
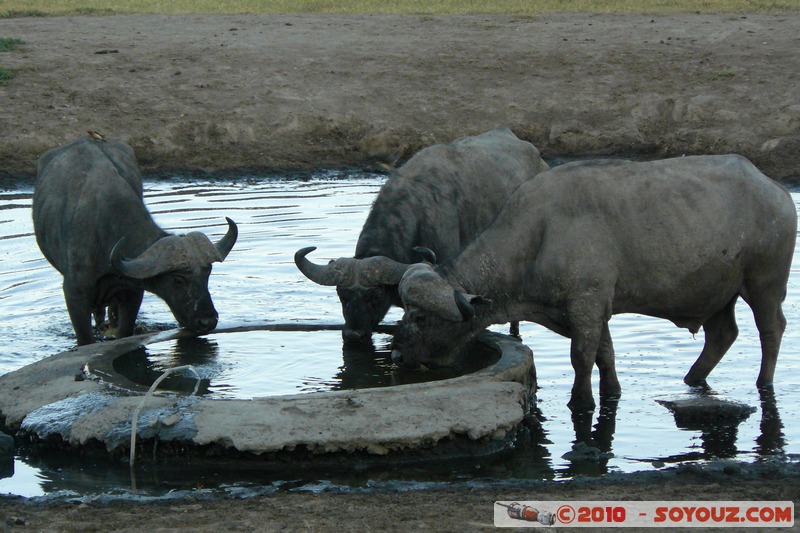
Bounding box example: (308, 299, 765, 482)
(295, 246, 411, 342)
(391, 262, 490, 368)
(295, 246, 489, 366)
(335, 285, 396, 343)
(111, 217, 238, 334)
(337, 247, 438, 342)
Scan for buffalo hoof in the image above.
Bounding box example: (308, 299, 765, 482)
(567, 397, 596, 413)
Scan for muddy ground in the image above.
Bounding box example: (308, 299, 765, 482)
(0, 464, 799, 531)
(0, 11, 799, 532)
(1, 13, 800, 181)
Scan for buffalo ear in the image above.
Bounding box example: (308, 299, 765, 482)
(471, 295, 492, 307)
(412, 246, 437, 264)
(454, 290, 492, 321)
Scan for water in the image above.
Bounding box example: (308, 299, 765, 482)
(0, 171, 798, 498)
(113, 328, 499, 398)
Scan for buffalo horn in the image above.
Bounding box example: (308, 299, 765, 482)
(214, 217, 238, 261)
(110, 220, 235, 280)
(294, 247, 355, 286)
(295, 247, 412, 288)
(454, 290, 475, 321)
(412, 246, 437, 264)
(110, 237, 128, 275)
(358, 255, 414, 286)
(110, 236, 177, 279)
(294, 246, 343, 285)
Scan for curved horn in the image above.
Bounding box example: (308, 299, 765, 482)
(110, 236, 172, 279)
(295, 247, 413, 288)
(110, 237, 128, 275)
(214, 217, 238, 261)
(454, 290, 475, 321)
(111, 235, 191, 279)
(412, 246, 437, 264)
(294, 247, 356, 286)
(358, 255, 415, 286)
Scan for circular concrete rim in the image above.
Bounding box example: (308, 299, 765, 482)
(0, 325, 535, 459)
(90, 323, 506, 397)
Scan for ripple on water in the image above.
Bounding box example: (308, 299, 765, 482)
(0, 176, 798, 497)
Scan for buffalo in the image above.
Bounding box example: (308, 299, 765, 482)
(33, 136, 238, 345)
(297, 155, 797, 410)
(296, 127, 549, 342)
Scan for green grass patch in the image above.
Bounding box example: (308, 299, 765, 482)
(0, 66, 14, 86)
(0, 37, 23, 52)
(1, 10, 47, 18)
(711, 68, 737, 79)
(0, 0, 798, 17)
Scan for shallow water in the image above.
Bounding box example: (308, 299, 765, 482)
(0, 171, 798, 498)
(113, 327, 499, 397)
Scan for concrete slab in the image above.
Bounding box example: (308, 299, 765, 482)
(0, 326, 535, 461)
(656, 396, 756, 429)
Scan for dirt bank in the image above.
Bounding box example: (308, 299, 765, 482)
(0, 12, 799, 531)
(1, 463, 799, 531)
(1, 13, 799, 181)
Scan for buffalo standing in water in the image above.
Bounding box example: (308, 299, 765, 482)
(297, 127, 549, 342)
(33, 136, 238, 345)
(297, 155, 797, 410)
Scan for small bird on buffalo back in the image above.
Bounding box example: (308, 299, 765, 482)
(86, 130, 106, 142)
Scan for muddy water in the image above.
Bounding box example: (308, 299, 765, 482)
(0, 172, 798, 498)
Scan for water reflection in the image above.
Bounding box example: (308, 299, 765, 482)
(113, 338, 217, 395)
(110, 328, 500, 398)
(4, 376, 792, 497)
(0, 456, 12, 480)
(553, 386, 788, 476)
(560, 398, 618, 477)
(1, 177, 799, 497)
(755, 387, 786, 457)
(335, 335, 500, 390)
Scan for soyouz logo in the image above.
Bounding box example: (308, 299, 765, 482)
(494, 501, 794, 528)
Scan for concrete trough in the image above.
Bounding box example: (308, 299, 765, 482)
(0, 326, 535, 463)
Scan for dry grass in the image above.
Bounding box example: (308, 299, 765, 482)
(1, 0, 798, 17)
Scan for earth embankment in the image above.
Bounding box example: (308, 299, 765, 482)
(1, 13, 799, 181)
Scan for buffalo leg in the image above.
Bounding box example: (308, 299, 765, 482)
(596, 322, 621, 398)
(567, 314, 605, 411)
(108, 302, 119, 329)
(748, 294, 787, 387)
(92, 305, 106, 329)
(63, 283, 95, 346)
(115, 289, 144, 338)
(684, 296, 739, 385)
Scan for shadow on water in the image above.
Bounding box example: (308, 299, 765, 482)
(5, 385, 787, 498)
(111, 328, 501, 398)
